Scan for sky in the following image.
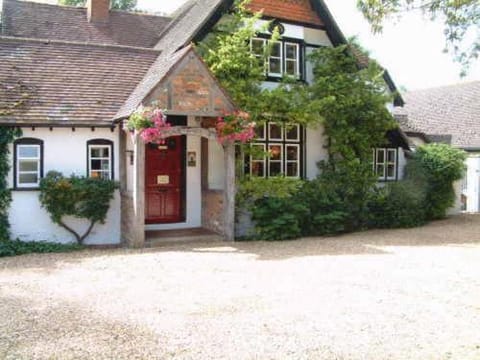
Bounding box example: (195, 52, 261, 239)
(136, 0, 480, 92)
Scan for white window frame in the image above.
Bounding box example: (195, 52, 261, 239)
(285, 124, 300, 142)
(373, 148, 397, 181)
(284, 42, 300, 78)
(267, 40, 283, 77)
(285, 144, 300, 178)
(16, 144, 41, 188)
(268, 143, 284, 177)
(250, 143, 266, 178)
(88, 144, 112, 180)
(268, 122, 284, 141)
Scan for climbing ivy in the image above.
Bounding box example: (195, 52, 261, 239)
(39, 171, 118, 244)
(0, 127, 22, 240)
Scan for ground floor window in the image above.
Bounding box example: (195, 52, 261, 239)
(87, 139, 113, 180)
(240, 122, 303, 178)
(373, 147, 398, 181)
(14, 138, 43, 188)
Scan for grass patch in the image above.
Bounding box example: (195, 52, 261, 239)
(0, 239, 84, 257)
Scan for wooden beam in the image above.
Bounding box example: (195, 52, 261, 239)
(223, 142, 235, 241)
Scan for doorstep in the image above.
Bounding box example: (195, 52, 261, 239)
(145, 227, 223, 247)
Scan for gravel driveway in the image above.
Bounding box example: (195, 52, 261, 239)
(1, 215, 479, 359)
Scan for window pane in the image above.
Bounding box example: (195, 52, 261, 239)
(286, 162, 298, 177)
(376, 149, 385, 163)
(99, 171, 110, 180)
(255, 124, 265, 139)
(19, 146, 38, 158)
(387, 165, 395, 178)
(269, 145, 282, 160)
(285, 44, 297, 59)
(250, 144, 265, 161)
(286, 125, 299, 140)
(19, 173, 38, 184)
(269, 123, 283, 140)
(376, 164, 385, 177)
(269, 58, 281, 74)
(285, 60, 296, 75)
(286, 145, 299, 160)
(251, 162, 265, 177)
(91, 147, 109, 158)
(91, 159, 102, 170)
(101, 160, 110, 170)
(270, 42, 281, 57)
(251, 39, 264, 56)
(269, 162, 282, 176)
(19, 160, 38, 172)
(387, 149, 396, 162)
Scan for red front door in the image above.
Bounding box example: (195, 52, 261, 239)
(145, 136, 185, 224)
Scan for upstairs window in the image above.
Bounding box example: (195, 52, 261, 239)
(373, 148, 397, 181)
(87, 139, 113, 180)
(14, 138, 43, 189)
(245, 123, 302, 178)
(250, 38, 301, 78)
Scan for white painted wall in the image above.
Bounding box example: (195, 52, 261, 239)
(463, 155, 480, 213)
(305, 124, 329, 179)
(208, 139, 225, 190)
(145, 116, 202, 230)
(8, 127, 121, 245)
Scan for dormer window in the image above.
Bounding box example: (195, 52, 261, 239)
(250, 37, 302, 79)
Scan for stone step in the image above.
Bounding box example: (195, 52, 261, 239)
(145, 227, 224, 247)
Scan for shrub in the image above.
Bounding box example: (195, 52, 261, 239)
(39, 171, 118, 244)
(408, 144, 466, 220)
(368, 181, 427, 228)
(251, 196, 309, 241)
(236, 176, 303, 211)
(299, 178, 349, 236)
(0, 239, 83, 257)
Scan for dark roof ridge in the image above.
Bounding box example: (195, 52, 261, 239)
(155, 0, 197, 48)
(0, 35, 162, 54)
(406, 80, 480, 93)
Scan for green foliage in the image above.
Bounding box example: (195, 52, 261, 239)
(299, 177, 349, 235)
(58, 0, 137, 11)
(236, 176, 303, 210)
(368, 181, 427, 228)
(309, 45, 397, 165)
(408, 144, 466, 220)
(0, 127, 22, 240)
(0, 239, 83, 258)
(251, 196, 309, 241)
(39, 171, 118, 244)
(357, 0, 479, 74)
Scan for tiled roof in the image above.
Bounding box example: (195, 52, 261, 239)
(0, 37, 159, 126)
(154, 0, 226, 53)
(395, 81, 480, 148)
(1, 0, 170, 47)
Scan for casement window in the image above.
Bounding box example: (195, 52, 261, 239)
(87, 139, 113, 180)
(373, 148, 398, 181)
(250, 38, 301, 78)
(245, 122, 302, 178)
(14, 138, 43, 188)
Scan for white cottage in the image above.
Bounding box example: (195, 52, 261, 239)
(0, 0, 407, 246)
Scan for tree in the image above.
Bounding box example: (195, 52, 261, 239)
(58, 0, 137, 11)
(357, 0, 480, 74)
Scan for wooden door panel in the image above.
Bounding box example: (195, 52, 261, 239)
(145, 135, 185, 224)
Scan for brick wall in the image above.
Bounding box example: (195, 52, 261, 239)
(87, 0, 109, 23)
(247, 0, 323, 26)
(202, 189, 224, 235)
(150, 52, 233, 114)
